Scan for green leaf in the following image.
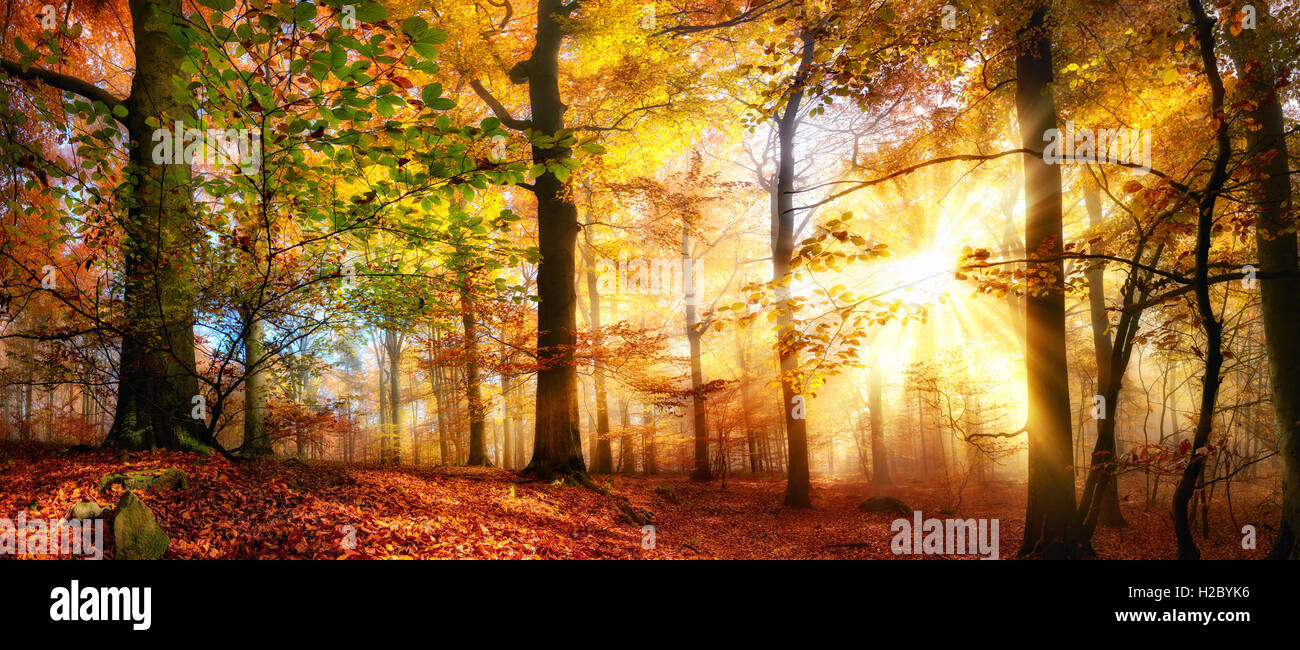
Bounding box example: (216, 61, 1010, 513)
(354, 2, 387, 23)
(400, 16, 427, 37)
(294, 2, 317, 23)
(196, 0, 235, 10)
(420, 83, 443, 105)
(411, 42, 438, 59)
(111, 104, 128, 118)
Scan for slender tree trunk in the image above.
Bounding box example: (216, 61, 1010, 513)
(771, 29, 816, 508)
(514, 413, 526, 470)
(461, 283, 489, 466)
(385, 330, 402, 463)
(736, 332, 761, 473)
(644, 405, 658, 475)
(411, 399, 420, 466)
(1080, 180, 1124, 527)
(377, 354, 387, 461)
(1015, 4, 1076, 557)
(502, 374, 514, 470)
(1174, 0, 1232, 561)
(868, 343, 890, 484)
(684, 227, 712, 481)
(429, 347, 451, 465)
(618, 398, 636, 473)
(241, 309, 270, 456)
(584, 225, 613, 473)
(23, 381, 33, 441)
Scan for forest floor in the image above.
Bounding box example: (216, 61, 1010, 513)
(0, 442, 1278, 559)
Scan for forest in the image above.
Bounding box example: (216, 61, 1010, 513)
(0, 0, 1297, 561)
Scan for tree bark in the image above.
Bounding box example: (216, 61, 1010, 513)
(684, 227, 713, 481)
(383, 329, 403, 464)
(584, 225, 613, 473)
(376, 345, 388, 461)
(1174, 0, 1233, 561)
(104, 0, 208, 451)
(736, 329, 761, 473)
(428, 333, 452, 465)
(1015, 4, 1077, 557)
(461, 282, 489, 466)
(1226, 5, 1300, 560)
(521, 0, 587, 480)
(502, 374, 514, 470)
(770, 29, 817, 508)
(618, 398, 636, 473)
(644, 405, 658, 475)
(1080, 179, 1124, 527)
(241, 309, 270, 456)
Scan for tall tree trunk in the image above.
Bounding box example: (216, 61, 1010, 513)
(241, 309, 270, 456)
(644, 405, 658, 475)
(1081, 179, 1124, 527)
(1226, 6, 1300, 560)
(868, 342, 890, 484)
(492, 415, 501, 467)
(377, 353, 388, 461)
(618, 398, 636, 473)
(105, 0, 208, 451)
(685, 227, 712, 481)
(1015, 4, 1076, 557)
(385, 330, 402, 463)
(736, 331, 761, 473)
(411, 398, 421, 466)
(584, 225, 613, 473)
(502, 374, 514, 470)
(1174, 0, 1232, 561)
(521, 0, 586, 479)
(430, 356, 450, 465)
(23, 381, 33, 441)
(514, 413, 526, 470)
(461, 283, 488, 466)
(771, 29, 816, 508)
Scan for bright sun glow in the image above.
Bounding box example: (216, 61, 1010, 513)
(888, 249, 957, 306)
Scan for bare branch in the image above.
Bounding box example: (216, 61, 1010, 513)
(468, 79, 532, 130)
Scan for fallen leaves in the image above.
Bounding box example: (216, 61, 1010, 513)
(0, 442, 1275, 560)
(0, 443, 651, 560)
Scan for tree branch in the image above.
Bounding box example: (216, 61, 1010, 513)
(0, 58, 125, 122)
(469, 79, 532, 130)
